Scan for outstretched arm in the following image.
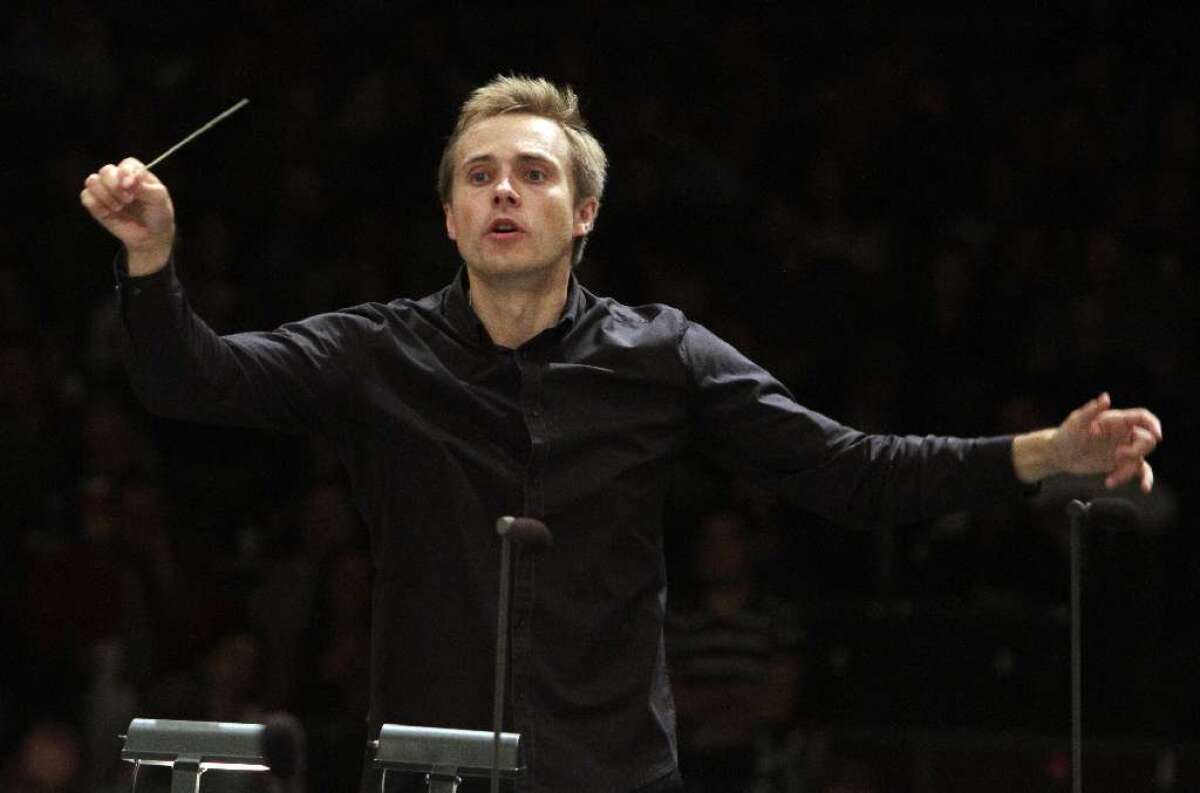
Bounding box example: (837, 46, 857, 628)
(683, 321, 1034, 526)
(1012, 393, 1162, 492)
(682, 321, 1163, 525)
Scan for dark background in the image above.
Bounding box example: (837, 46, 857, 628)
(1, 2, 1197, 791)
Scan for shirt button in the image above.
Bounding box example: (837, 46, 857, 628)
(530, 408, 542, 418)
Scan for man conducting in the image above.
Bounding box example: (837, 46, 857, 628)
(81, 76, 1161, 793)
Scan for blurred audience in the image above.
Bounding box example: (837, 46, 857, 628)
(669, 509, 803, 793)
(1, 720, 84, 793)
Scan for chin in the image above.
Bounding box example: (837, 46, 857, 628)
(470, 255, 564, 278)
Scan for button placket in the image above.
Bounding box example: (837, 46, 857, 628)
(513, 351, 547, 791)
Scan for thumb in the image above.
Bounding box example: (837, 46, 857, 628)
(1072, 392, 1110, 435)
(118, 160, 173, 214)
(133, 175, 171, 206)
(116, 158, 167, 202)
(117, 157, 148, 190)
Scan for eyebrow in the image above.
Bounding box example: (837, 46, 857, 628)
(461, 152, 558, 169)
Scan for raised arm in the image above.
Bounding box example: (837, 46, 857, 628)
(80, 158, 359, 435)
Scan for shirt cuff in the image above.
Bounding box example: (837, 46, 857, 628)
(113, 249, 178, 301)
(974, 434, 1041, 497)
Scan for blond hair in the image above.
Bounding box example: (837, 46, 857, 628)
(437, 75, 607, 266)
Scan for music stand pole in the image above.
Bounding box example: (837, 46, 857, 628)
(1067, 499, 1089, 793)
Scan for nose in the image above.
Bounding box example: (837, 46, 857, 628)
(492, 175, 519, 206)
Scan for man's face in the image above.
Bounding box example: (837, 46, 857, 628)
(443, 113, 597, 280)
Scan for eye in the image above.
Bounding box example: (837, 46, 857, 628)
(467, 170, 490, 185)
(526, 167, 546, 183)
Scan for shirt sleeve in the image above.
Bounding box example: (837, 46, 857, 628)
(679, 320, 1030, 527)
(116, 255, 358, 435)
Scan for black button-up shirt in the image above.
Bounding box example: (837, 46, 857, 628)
(118, 262, 1026, 793)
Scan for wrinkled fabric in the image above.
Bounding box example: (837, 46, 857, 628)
(118, 261, 1025, 793)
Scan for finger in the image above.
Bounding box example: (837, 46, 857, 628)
(86, 172, 125, 214)
(133, 178, 170, 206)
(1096, 409, 1164, 445)
(1071, 392, 1110, 435)
(115, 158, 170, 206)
(98, 162, 122, 192)
(1124, 408, 1163, 442)
(117, 157, 150, 190)
(1105, 460, 1140, 489)
(1105, 456, 1151, 490)
(1140, 460, 1154, 493)
(80, 185, 114, 220)
(98, 163, 136, 207)
(1115, 426, 1158, 460)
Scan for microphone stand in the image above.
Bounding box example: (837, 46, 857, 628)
(1066, 499, 1089, 793)
(491, 517, 552, 793)
(370, 517, 546, 793)
(492, 518, 516, 793)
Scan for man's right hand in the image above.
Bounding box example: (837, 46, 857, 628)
(80, 157, 176, 276)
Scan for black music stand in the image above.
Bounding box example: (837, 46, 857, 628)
(119, 718, 270, 793)
(371, 724, 521, 793)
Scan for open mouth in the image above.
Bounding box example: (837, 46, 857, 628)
(487, 219, 524, 237)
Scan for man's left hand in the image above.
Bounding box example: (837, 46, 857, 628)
(1050, 392, 1162, 491)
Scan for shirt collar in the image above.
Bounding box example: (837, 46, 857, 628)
(443, 267, 583, 349)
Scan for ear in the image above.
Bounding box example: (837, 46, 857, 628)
(443, 202, 457, 241)
(573, 197, 599, 238)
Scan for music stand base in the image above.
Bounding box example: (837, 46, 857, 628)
(169, 758, 203, 793)
(428, 774, 463, 793)
(379, 770, 463, 793)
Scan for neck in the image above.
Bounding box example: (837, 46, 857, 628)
(467, 264, 571, 349)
